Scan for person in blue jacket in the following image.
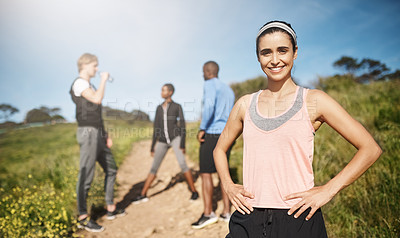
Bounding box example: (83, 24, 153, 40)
(191, 61, 235, 229)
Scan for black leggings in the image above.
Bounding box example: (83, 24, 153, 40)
(226, 208, 328, 238)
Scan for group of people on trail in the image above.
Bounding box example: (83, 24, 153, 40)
(131, 61, 236, 232)
(70, 20, 382, 237)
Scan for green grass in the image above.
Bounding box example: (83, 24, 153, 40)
(313, 77, 400, 237)
(0, 120, 151, 237)
(0, 123, 79, 189)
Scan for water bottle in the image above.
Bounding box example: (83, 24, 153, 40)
(98, 71, 114, 82)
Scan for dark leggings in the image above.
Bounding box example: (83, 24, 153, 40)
(226, 208, 328, 238)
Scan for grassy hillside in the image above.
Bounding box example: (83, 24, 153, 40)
(313, 76, 399, 237)
(230, 75, 267, 102)
(187, 76, 399, 237)
(0, 120, 152, 237)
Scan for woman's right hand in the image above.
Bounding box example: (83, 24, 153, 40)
(225, 183, 255, 215)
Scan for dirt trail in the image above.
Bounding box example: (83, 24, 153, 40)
(80, 140, 229, 238)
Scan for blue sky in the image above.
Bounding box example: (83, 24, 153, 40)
(0, 0, 399, 122)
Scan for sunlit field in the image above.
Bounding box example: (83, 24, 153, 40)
(0, 120, 152, 236)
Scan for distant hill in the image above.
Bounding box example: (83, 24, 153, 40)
(0, 121, 21, 130)
(102, 106, 150, 122)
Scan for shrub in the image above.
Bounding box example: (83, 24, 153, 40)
(0, 183, 75, 237)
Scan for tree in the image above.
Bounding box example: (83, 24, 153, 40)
(51, 114, 66, 124)
(333, 56, 360, 75)
(333, 56, 396, 83)
(39, 106, 51, 115)
(25, 109, 51, 123)
(50, 107, 61, 117)
(384, 69, 400, 81)
(358, 58, 390, 82)
(34, 106, 65, 123)
(0, 104, 19, 122)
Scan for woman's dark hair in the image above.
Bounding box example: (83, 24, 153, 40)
(256, 20, 297, 56)
(163, 83, 175, 95)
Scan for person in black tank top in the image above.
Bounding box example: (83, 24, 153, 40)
(71, 53, 126, 232)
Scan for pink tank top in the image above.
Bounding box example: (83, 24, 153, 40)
(243, 86, 315, 208)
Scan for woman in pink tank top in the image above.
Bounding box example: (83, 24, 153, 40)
(214, 21, 382, 238)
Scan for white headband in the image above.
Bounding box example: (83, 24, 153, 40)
(257, 22, 297, 45)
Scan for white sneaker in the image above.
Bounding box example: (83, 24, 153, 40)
(191, 212, 218, 229)
(219, 213, 231, 222)
(132, 195, 149, 204)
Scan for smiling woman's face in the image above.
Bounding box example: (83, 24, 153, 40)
(257, 31, 297, 82)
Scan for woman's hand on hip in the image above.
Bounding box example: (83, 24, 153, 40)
(225, 183, 255, 215)
(285, 185, 335, 220)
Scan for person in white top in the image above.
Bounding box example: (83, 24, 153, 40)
(70, 53, 125, 233)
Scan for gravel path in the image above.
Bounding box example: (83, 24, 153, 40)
(80, 140, 229, 238)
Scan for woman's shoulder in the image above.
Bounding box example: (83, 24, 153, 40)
(238, 93, 253, 101)
(306, 89, 340, 117)
(235, 93, 255, 110)
(170, 101, 183, 109)
(306, 88, 331, 101)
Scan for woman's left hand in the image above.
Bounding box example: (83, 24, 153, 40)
(285, 185, 335, 220)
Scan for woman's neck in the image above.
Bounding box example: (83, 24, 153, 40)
(163, 98, 172, 107)
(266, 77, 297, 98)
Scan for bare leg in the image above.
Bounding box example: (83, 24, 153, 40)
(107, 204, 116, 212)
(141, 173, 156, 196)
(184, 170, 197, 192)
(201, 173, 213, 215)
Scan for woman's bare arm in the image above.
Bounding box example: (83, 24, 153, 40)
(286, 89, 382, 220)
(214, 95, 255, 214)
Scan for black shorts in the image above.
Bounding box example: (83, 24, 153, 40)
(226, 208, 328, 238)
(199, 133, 233, 173)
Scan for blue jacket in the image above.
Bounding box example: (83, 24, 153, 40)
(200, 78, 235, 134)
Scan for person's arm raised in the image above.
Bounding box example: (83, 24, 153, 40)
(214, 95, 255, 215)
(285, 89, 382, 220)
(81, 72, 109, 105)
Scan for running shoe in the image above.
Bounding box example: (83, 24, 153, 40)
(77, 217, 104, 232)
(106, 208, 127, 220)
(191, 212, 218, 229)
(190, 191, 199, 201)
(132, 194, 149, 204)
(219, 212, 231, 222)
